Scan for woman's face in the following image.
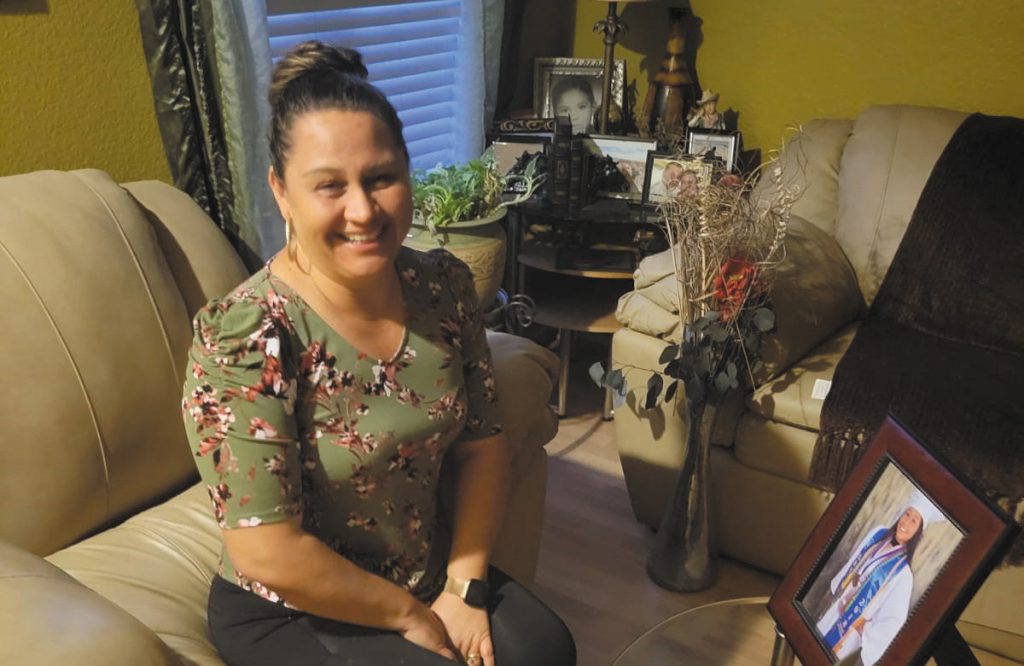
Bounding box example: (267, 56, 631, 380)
(269, 109, 412, 285)
(895, 507, 923, 544)
(555, 88, 594, 134)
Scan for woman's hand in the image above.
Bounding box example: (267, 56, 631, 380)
(431, 593, 494, 666)
(399, 603, 458, 661)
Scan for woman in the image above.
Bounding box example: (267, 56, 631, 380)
(815, 491, 939, 665)
(181, 41, 576, 666)
(551, 75, 596, 135)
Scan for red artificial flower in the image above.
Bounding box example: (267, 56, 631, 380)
(718, 173, 743, 188)
(713, 257, 760, 321)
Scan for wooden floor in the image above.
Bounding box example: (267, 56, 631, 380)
(531, 336, 779, 666)
(529, 334, 1017, 666)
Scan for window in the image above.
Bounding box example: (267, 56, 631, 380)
(267, 0, 484, 169)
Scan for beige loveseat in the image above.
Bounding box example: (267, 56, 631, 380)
(612, 105, 1024, 661)
(0, 169, 560, 664)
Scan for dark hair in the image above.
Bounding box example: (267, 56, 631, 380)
(268, 40, 408, 179)
(886, 516, 924, 564)
(551, 75, 596, 108)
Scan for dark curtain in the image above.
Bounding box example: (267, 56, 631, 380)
(135, 0, 261, 270)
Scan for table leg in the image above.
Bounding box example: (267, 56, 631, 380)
(602, 345, 614, 421)
(557, 328, 572, 417)
(770, 625, 795, 666)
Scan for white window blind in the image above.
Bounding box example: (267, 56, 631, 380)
(267, 0, 482, 169)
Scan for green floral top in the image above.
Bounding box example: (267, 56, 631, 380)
(181, 247, 501, 604)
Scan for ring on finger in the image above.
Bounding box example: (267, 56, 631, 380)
(466, 654, 481, 666)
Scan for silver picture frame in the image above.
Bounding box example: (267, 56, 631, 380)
(533, 57, 626, 133)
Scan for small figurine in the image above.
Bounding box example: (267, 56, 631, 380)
(687, 89, 726, 130)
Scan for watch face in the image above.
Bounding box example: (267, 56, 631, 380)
(464, 579, 489, 608)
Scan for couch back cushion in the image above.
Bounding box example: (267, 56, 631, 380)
(753, 117, 854, 237)
(834, 105, 967, 304)
(0, 170, 246, 555)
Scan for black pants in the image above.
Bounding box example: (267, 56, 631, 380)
(208, 568, 576, 665)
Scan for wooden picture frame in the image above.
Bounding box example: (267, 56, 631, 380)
(686, 129, 741, 172)
(533, 57, 625, 135)
(641, 152, 714, 206)
(582, 135, 657, 201)
(768, 415, 1018, 666)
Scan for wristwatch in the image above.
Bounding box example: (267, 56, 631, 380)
(442, 575, 489, 608)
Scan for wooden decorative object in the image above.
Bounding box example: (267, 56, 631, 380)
(640, 7, 697, 135)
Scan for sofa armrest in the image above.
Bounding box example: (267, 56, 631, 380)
(757, 216, 863, 381)
(486, 330, 559, 477)
(0, 540, 181, 665)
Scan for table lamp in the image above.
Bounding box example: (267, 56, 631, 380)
(593, 0, 656, 134)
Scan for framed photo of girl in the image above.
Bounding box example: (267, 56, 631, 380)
(768, 415, 1019, 666)
(533, 57, 625, 136)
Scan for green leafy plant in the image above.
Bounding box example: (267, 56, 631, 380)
(412, 147, 543, 234)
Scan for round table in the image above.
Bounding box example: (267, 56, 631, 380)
(612, 597, 791, 666)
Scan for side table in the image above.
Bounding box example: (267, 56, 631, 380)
(507, 199, 657, 418)
(517, 244, 632, 418)
(612, 597, 792, 666)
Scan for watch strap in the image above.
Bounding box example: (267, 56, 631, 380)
(442, 575, 489, 608)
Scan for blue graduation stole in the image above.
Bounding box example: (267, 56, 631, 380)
(823, 530, 909, 651)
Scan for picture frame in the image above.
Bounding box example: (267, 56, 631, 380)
(641, 152, 714, 206)
(533, 57, 625, 135)
(686, 130, 741, 172)
(490, 135, 549, 194)
(582, 135, 658, 201)
(768, 415, 1019, 666)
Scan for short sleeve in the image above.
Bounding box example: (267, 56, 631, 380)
(181, 292, 302, 529)
(433, 250, 503, 440)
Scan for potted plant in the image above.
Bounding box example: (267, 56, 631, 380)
(405, 147, 543, 308)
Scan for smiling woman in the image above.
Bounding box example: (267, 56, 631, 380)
(180, 40, 575, 666)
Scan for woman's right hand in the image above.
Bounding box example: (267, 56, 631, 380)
(400, 604, 457, 661)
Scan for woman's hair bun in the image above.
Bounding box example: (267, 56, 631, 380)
(269, 40, 369, 108)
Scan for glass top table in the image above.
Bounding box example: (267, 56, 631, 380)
(612, 597, 787, 666)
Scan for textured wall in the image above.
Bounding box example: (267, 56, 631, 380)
(0, 0, 168, 181)
(574, 0, 1024, 152)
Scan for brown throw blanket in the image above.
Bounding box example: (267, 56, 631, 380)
(810, 113, 1024, 564)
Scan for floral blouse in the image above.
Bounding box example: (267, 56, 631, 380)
(181, 247, 502, 603)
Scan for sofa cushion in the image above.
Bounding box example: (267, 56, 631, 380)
(733, 413, 821, 486)
(124, 180, 250, 318)
(1, 540, 182, 665)
(757, 218, 862, 381)
(749, 323, 859, 431)
(752, 117, 854, 236)
(46, 484, 224, 666)
(0, 170, 199, 556)
(834, 105, 967, 304)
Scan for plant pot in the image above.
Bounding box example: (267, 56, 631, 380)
(404, 208, 507, 309)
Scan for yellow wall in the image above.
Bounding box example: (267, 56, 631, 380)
(0, 0, 168, 181)
(574, 1, 1024, 152)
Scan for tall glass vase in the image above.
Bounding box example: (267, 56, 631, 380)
(646, 397, 718, 592)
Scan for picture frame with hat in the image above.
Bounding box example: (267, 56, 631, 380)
(768, 414, 1019, 666)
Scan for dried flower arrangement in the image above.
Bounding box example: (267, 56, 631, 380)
(600, 158, 797, 410)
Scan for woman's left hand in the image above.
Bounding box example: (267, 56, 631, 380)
(431, 593, 494, 666)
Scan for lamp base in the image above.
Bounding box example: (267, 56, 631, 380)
(640, 7, 696, 134)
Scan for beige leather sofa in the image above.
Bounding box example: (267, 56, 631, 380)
(612, 105, 1024, 661)
(0, 169, 560, 664)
